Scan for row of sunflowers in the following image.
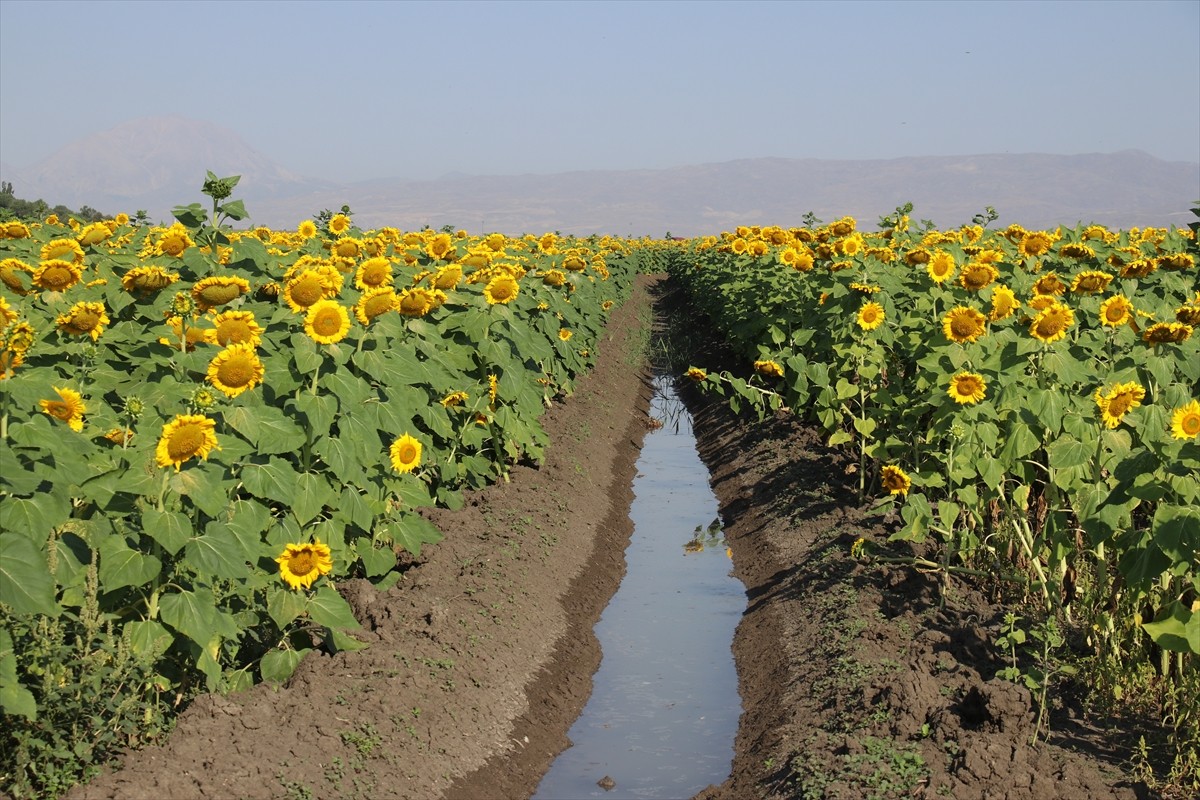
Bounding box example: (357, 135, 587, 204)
(0, 191, 645, 756)
(664, 210, 1198, 711)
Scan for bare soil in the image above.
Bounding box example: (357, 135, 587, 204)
(63, 276, 1152, 800)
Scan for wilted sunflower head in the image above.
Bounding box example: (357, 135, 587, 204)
(753, 359, 784, 379)
(1069, 270, 1112, 294)
(122, 265, 180, 296)
(1142, 322, 1192, 345)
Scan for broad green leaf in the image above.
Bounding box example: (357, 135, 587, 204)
(306, 585, 361, 630)
(387, 513, 444, 557)
(266, 586, 308, 628)
(1142, 601, 1200, 655)
(358, 542, 397, 577)
(98, 536, 162, 590)
(1047, 435, 1090, 471)
(0, 492, 71, 539)
(260, 648, 308, 684)
(0, 533, 61, 616)
(169, 464, 231, 518)
(999, 422, 1039, 464)
(241, 458, 300, 506)
(224, 406, 306, 456)
(127, 620, 173, 661)
(1152, 504, 1200, 564)
(187, 525, 250, 580)
(0, 629, 37, 720)
(142, 508, 192, 555)
(291, 393, 338, 438)
(326, 627, 370, 653)
(292, 472, 333, 527)
(160, 588, 236, 647)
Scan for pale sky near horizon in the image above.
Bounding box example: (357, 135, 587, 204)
(1, 0, 1197, 183)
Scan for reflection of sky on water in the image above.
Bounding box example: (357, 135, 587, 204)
(533, 377, 745, 800)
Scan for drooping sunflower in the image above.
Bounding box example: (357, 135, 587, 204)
(0, 258, 31, 294)
(276, 539, 333, 590)
(947, 372, 987, 405)
(542, 269, 567, 287)
(354, 286, 397, 326)
(161, 315, 215, 351)
(488, 373, 499, 407)
(121, 265, 180, 296)
(39, 387, 86, 431)
(959, 262, 999, 292)
(210, 309, 265, 347)
(926, 251, 956, 284)
(40, 238, 85, 264)
(880, 465, 911, 496)
(304, 299, 352, 344)
(55, 301, 110, 341)
(207, 343, 264, 398)
(0, 297, 15, 327)
(1175, 304, 1200, 327)
(754, 359, 784, 379)
(155, 413, 219, 469)
(1029, 302, 1075, 343)
(856, 302, 885, 331)
(440, 390, 469, 408)
(1098, 295, 1134, 327)
(1032, 273, 1067, 297)
(1058, 243, 1096, 260)
(331, 236, 362, 260)
(156, 225, 194, 257)
(432, 264, 462, 290)
(942, 306, 988, 344)
(1094, 382, 1146, 429)
(1142, 322, 1192, 345)
(77, 222, 111, 246)
(397, 286, 437, 317)
(1170, 399, 1200, 440)
(284, 269, 335, 313)
(192, 275, 251, 312)
(1069, 270, 1112, 294)
(426, 233, 456, 261)
(1158, 253, 1194, 270)
(988, 286, 1019, 321)
(389, 433, 423, 474)
(32, 259, 83, 292)
(1119, 258, 1157, 279)
(483, 274, 519, 305)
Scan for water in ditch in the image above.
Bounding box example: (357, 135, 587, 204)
(532, 376, 745, 800)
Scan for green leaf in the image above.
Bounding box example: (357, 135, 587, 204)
(387, 513, 444, 557)
(160, 588, 236, 647)
(267, 586, 309, 628)
(852, 416, 877, 438)
(127, 620, 173, 661)
(241, 458, 300, 506)
(999, 422, 1039, 463)
(1152, 504, 1200, 564)
(169, 464, 231, 518)
(292, 472, 333, 527)
(260, 648, 309, 684)
(290, 333, 321, 374)
(1047, 435, 1091, 470)
(326, 627, 370, 653)
(0, 629, 37, 720)
(141, 508, 192, 556)
(827, 430, 853, 447)
(306, 586, 361, 630)
(312, 436, 368, 485)
(98, 536, 163, 590)
(358, 542, 397, 577)
(0, 492, 71, 539)
(186, 525, 250, 580)
(1142, 601, 1200, 655)
(0, 533, 61, 616)
(292, 393, 338, 439)
(224, 406, 306, 455)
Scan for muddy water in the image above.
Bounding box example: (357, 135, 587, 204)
(532, 377, 745, 800)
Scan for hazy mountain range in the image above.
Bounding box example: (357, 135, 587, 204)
(2, 115, 1197, 235)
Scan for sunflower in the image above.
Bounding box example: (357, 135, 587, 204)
(1019, 231, 1055, 258)
(353, 257, 393, 291)
(1029, 302, 1075, 343)
(926, 251, 956, 284)
(397, 286, 437, 317)
(1032, 273, 1066, 297)
(40, 238, 85, 264)
(1119, 259, 1156, 279)
(303, 300, 351, 344)
(836, 233, 864, 257)
(276, 539, 333, 590)
(483, 274, 519, 305)
(3, 221, 30, 239)
(1170, 399, 1200, 440)
(355, 286, 397, 325)
(1159, 253, 1194, 270)
(210, 309, 264, 347)
(989, 286, 1019, 321)
(156, 225, 194, 257)
(327, 213, 352, 235)
(1142, 322, 1192, 345)
(55, 301, 110, 341)
(440, 390, 469, 408)
(1176, 304, 1200, 327)
(754, 359, 784, 379)
(602, 299, 615, 311)
(426, 233, 456, 261)
(538, 232, 558, 253)
(947, 372, 987, 404)
(1098, 295, 1134, 327)
(542, 269, 567, 287)
(483, 232, 507, 252)
(558, 328, 573, 341)
(0, 297, 15, 327)
(959, 262, 999, 292)
(122, 265, 179, 296)
(283, 270, 334, 312)
(39, 387, 86, 431)
(155, 414, 218, 469)
(856, 302, 885, 331)
(161, 315, 215, 351)
(32, 259, 83, 292)
(432, 264, 463, 290)
(207, 343, 264, 398)
(389, 433, 422, 474)
(1069, 270, 1112, 294)
(1058, 242, 1096, 260)
(880, 465, 911, 496)
(1094, 382, 1146, 429)
(942, 306, 988, 344)
(192, 275, 251, 312)
(686, 367, 708, 382)
(297, 220, 318, 238)
(0, 258, 31, 294)
(331, 237, 362, 260)
(488, 373, 499, 407)
(77, 222, 111, 246)
(563, 252, 590, 271)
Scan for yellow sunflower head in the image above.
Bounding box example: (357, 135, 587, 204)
(558, 328, 573, 341)
(1098, 295, 1134, 327)
(988, 286, 1019, 321)
(856, 302, 885, 331)
(354, 257, 394, 291)
(1069, 270, 1112, 294)
(440, 390, 469, 408)
(942, 306, 988, 344)
(686, 367, 707, 382)
(483, 274, 520, 305)
(426, 233, 456, 261)
(389, 433, 423, 474)
(1019, 231, 1055, 258)
(332, 237, 361, 260)
(304, 299, 351, 344)
(397, 286, 437, 317)
(880, 465, 911, 496)
(1094, 382, 1146, 429)
(753, 359, 784, 379)
(328, 213, 352, 236)
(926, 251, 956, 284)
(55, 301, 110, 341)
(1029, 302, 1075, 344)
(947, 372, 987, 405)
(1170, 399, 1200, 440)
(355, 286, 397, 326)
(77, 222, 111, 246)
(210, 309, 264, 347)
(32, 259, 83, 292)
(192, 275, 251, 312)
(959, 262, 999, 292)
(155, 413, 219, 470)
(207, 343, 264, 398)
(1175, 304, 1200, 327)
(122, 265, 180, 296)
(156, 225, 194, 257)
(1142, 322, 1192, 345)
(276, 539, 333, 590)
(297, 220, 318, 239)
(41, 238, 86, 265)
(39, 386, 86, 431)
(542, 269, 567, 287)
(432, 264, 463, 290)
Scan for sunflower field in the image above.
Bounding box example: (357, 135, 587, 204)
(0, 175, 643, 795)
(665, 209, 1199, 745)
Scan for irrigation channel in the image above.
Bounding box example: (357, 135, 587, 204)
(532, 376, 746, 800)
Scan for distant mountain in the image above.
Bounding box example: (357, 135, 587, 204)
(0, 116, 334, 222)
(255, 151, 1199, 235)
(2, 116, 1195, 234)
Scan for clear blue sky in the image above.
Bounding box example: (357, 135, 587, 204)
(1, 0, 1197, 182)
